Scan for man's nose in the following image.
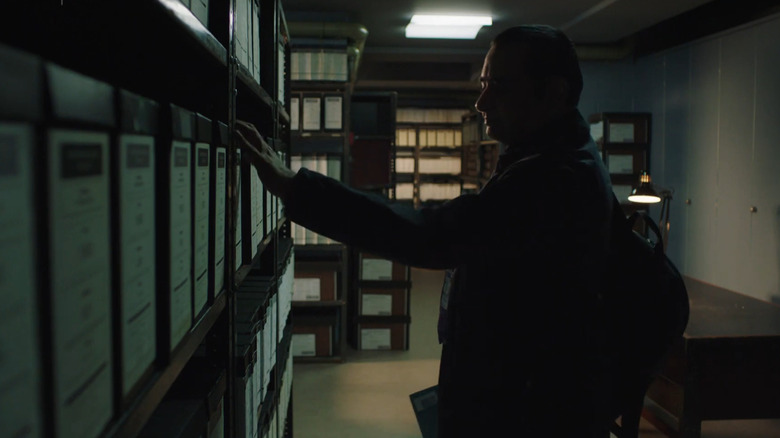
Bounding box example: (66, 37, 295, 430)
(474, 88, 490, 113)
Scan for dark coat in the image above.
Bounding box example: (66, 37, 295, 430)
(285, 109, 616, 437)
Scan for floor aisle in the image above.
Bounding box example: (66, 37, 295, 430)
(292, 268, 780, 438)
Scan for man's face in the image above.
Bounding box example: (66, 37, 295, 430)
(475, 44, 551, 145)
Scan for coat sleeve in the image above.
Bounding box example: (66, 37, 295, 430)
(283, 168, 484, 269)
(282, 160, 584, 270)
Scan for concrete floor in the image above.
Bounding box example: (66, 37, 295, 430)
(292, 268, 780, 438)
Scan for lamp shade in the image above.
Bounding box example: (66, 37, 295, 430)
(628, 171, 661, 204)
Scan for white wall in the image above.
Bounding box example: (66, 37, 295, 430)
(580, 14, 780, 303)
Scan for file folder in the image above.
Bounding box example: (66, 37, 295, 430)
(46, 62, 115, 438)
(250, 156, 263, 258)
(251, 0, 260, 83)
(290, 96, 300, 131)
(212, 123, 228, 298)
(117, 89, 158, 402)
(0, 43, 44, 438)
(234, 149, 243, 271)
(168, 104, 195, 352)
(235, 0, 250, 70)
(323, 95, 343, 131)
(193, 114, 211, 321)
(302, 96, 321, 131)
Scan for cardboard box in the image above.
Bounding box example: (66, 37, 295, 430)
(293, 269, 337, 301)
(358, 287, 407, 316)
(357, 323, 407, 350)
(292, 325, 332, 357)
(359, 253, 407, 281)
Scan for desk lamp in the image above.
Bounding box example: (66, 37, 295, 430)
(627, 171, 673, 252)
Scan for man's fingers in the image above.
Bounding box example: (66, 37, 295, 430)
(235, 120, 266, 146)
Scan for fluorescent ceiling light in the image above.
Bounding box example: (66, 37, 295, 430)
(406, 14, 492, 39)
(410, 14, 492, 26)
(405, 24, 484, 39)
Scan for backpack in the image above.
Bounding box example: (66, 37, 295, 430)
(603, 194, 690, 434)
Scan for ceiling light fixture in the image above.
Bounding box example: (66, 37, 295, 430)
(405, 14, 492, 39)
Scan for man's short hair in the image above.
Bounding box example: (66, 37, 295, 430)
(491, 25, 583, 107)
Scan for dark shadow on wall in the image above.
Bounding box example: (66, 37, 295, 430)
(771, 205, 780, 306)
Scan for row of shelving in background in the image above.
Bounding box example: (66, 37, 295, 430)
(395, 156, 462, 174)
(288, 155, 342, 245)
(396, 108, 467, 124)
(287, 59, 353, 364)
(349, 253, 412, 351)
(394, 107, 469, 207)
(396, 126, 463, 148)
(460, 111, 501, 190)
(289, 94, 345, 133)
(395, 182, 462, 201)
(290, 50, 349, 82)
(290, 252, 412, 355)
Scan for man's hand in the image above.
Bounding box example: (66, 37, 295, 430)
(235, 120, 296, 202)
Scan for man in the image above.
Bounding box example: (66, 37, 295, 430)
(238, 25, 615, 437)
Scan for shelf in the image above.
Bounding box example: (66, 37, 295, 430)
(357, 280, 412, 289)
(601, 142, 651, 149)
(419, 147, 461, 155)
(269, 137, 289, 152)
(419, 199, 450, 206)
(277, 102, 290, 124)
(237, 67, 274, 109)
(395, 173, 415, 183)
(419, 174, 461, 183)
(3, 1, 231, 117)
(290, 133, 346, 155)
(295, 259, 342, 272)
(292, 300, 347, 308)
(234, 265, 253, 288)
(293, 356, 344, 364)
(396, 121, 462, 127)
(155, 0, 228, 62)
(291, 80, 350, 91)
(294, 244, 346, 260)
(355, 315, 412, 324)
(105, 292, 227, 438)
(353, 134, 394, 141)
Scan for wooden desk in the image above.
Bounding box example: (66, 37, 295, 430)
(643, 277, 780, 437)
